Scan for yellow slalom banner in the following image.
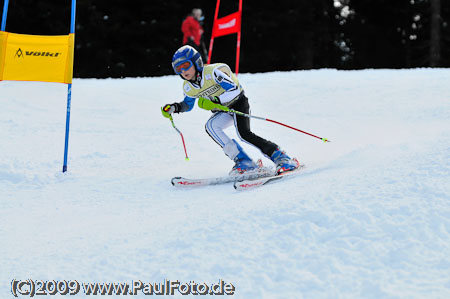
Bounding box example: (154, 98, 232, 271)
(0, 31, 74, 84)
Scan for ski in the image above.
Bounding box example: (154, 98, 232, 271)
(172, 174, 247, 187)
(234, 164, 305, 191)
(171, 160, 275, 188)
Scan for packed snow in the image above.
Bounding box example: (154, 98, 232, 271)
(1, 69, 450, 298)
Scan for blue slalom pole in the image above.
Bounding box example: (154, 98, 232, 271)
(62, 84, 72, 173)
(70, 0, 76, 33)
(63, 0, 76, 173)
(1, 0, 9, 31)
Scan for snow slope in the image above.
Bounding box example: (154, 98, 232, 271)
(1, 69, 450, 298)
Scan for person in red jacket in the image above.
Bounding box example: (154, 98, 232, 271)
(181, 8, 207, 62)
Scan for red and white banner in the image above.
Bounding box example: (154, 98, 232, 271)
(207, 0, 243, 75)
(211, 11, 241, 38)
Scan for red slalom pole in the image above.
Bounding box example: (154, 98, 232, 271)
(235, 0, 243, 75)
(207, 0, 221, 64)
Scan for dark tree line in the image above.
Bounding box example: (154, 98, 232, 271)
(1, 0, 448, 78)
(340, 0, 450, 69)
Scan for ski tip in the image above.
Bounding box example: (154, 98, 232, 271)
(171, 177, 182, 186)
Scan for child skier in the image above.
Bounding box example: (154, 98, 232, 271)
(161, 45, 299, 175)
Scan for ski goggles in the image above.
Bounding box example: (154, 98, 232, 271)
(173, 60, 193, 74)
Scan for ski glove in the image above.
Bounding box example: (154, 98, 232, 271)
(161, 103, 181, 118)
(209, 96, 221, 104)
(198, 97, 229, 112)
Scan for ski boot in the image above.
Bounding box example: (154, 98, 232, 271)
(271, 148, 300, 174)
(228, 141, 258, 176)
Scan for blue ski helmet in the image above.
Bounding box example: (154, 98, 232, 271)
(172, 45, 204, 74)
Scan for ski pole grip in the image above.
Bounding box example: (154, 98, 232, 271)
(198, 97, 229, 112)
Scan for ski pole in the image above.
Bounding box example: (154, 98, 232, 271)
(168, 115, 189, 161)
(198, 97, 330, 143)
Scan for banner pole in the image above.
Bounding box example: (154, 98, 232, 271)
(1, 0, 9, 31)
(63, 0, 76, 173)
(235, 0, 242, 75)
(207, 0, 221, 64)
(70, 0, 76, 33)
